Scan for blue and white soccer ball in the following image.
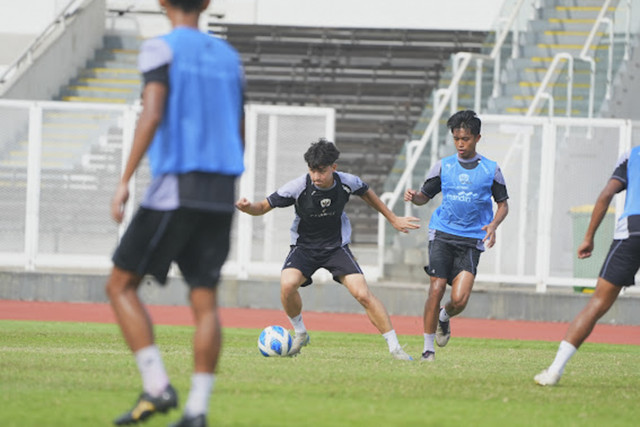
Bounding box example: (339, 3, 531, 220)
(258, 325, 292, 357)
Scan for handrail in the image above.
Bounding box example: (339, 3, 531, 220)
(526, 53, 573, 117)
(578, 0, 615, 123)
(0, 0, 86, 86)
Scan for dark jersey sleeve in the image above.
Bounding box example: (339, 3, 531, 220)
(267, 191, 296, 208)
(611, 151, 629, 190)
(420, 160, 442, 198)
(492, 165, 509, 202)
(143, 64, 169, 87)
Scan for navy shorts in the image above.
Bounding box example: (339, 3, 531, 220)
(112, 207, 233, 288)
(424, 238, 481, 285)
(599, 237, 640, 286)
(282, 245, 363, 287)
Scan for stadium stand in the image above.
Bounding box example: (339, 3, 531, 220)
(212, 24, 488, 244)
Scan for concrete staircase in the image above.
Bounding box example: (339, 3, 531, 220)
(489, 0, 623, 116)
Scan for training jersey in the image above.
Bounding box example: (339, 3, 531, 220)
(267, 172, 369, 250)
(611, 147, 640, 239)
(137, 27, 245, 213)
(420, 153, 509, 249)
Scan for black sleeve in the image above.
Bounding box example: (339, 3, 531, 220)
(421, 176, 441, 199)
(492, 181, 509, 203)
(611, 157, 628, 190)
(143, 64, 169, 87)
(266, 191, 296, 208)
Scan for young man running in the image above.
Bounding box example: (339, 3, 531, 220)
(404, 110, 509, 361)
(236, 139, 420, 360)
(535, 147, 640, 386)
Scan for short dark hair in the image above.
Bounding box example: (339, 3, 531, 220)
(304, 138, 340, 169)
(167, 0, 206, 12)
(447, 110, 481, 136)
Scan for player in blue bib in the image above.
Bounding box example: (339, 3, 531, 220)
(236, 139, 420, 360)
(107, 1, 244, 426)
(404, 110, 509, 361)
(535, 146, 640, 386)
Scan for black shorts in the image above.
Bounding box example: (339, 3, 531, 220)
(599, 237, 640, 286)
(112, 207, 232, 288)
(282, 245, 363, 287)
(424, 238, 481, 285)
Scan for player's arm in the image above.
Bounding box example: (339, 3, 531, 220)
(405, 161, 440, 206)
(482, 200, 509, 248)
(404, 189, 430, 205)
(360, 189, 420, 233)
(578, 178, 625, 259)
(111, 82, 167, 223)
(235, 198, 273, 216)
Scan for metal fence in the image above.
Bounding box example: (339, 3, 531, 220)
(0, 100, 335, 278)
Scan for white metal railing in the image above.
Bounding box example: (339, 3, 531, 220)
(526, 53, 574, 117)
(0, 0, 88, 88)
(578, 0, 616, 124)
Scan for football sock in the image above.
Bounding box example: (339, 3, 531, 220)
(423, 333, 435, 353)
(439, 307, 451, 322)
(135, 345, 170, 397)
(382, 329, 400, 352)
(548, 340, 577, 375)
(184, 373, 215, 417)
(288, 314, 307, 335)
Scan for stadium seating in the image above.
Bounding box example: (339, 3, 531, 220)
(213, 24, 488, 244)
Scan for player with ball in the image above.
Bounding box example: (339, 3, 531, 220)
(236, 139, 420, 360)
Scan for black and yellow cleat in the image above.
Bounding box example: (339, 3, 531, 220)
(169, 413, 207, 427)
(113, 384, 178, 425)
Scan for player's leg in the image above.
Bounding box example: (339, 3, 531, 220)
(444, 270, 475, 317)
(535, 277, 621, 386)
(565, 278, 621, 348)
(281, 267, 311, 355)
(105, 266, 151, 351)
(421, 238, 454, 360)
(339, 273, 412, 360)
(170, 210, 231, 426)
(108, 209, 178, 425)
(167, 287, 220, 427)
(436, 246, 480, 348)
(341, 273, 392, 333)
(281, 267, 308, 318)
(422, 276, 447, 360)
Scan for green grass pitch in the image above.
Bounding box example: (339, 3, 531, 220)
(1, 320, 640, 426)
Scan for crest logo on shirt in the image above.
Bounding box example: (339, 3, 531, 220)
(320, 198, 331, 208)
(459, 174, 470, 185)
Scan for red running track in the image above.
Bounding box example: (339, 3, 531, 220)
(1, 300, 639, 345)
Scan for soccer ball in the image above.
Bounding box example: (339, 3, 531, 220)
(258, 325, 292, 357)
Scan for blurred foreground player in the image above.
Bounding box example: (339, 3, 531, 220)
(106, 0, 244, 425)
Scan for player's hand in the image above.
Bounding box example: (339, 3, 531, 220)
(235, 197, 252, 212)
(481, 223, 497, 248)
(111, 182, 130, 224)
(393, 216, 421, 233)
(577, 240, 594, 259)
(404, 189, 417, 202)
